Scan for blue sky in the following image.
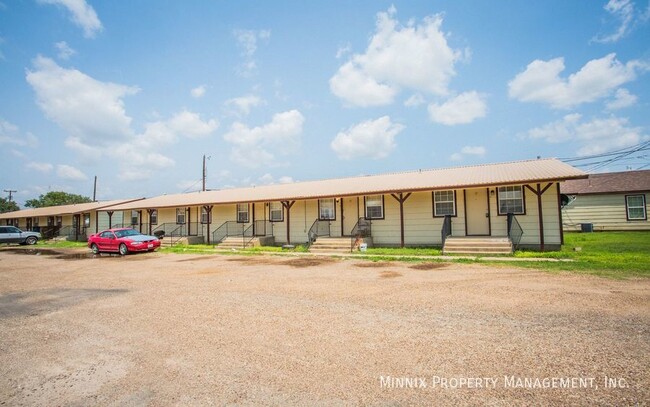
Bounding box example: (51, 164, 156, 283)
(1, 0, 649, 206)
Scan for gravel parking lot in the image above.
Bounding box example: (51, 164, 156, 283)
(1, 247, 648, 406)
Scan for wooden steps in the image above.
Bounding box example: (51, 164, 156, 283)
(309, 237, 352, 253)
(443, 237, 513, 254)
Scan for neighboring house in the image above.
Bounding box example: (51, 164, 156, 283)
(98, 158, 585, 251)
(0, 199, 143, 240)
(561, 170, 650, 232)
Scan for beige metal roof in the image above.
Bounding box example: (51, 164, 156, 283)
(0, 198, 144, 220)
(101, 158, 586, 211)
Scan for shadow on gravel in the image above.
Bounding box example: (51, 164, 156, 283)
(0, 288, 128, 319)
(2, 248, 143, 260)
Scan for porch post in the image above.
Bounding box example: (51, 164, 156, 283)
(203, 205, 213, 244)
(146, 209, 155, 235)
(525, 183, 553, 252)
(556, 183, 564, 245)
(252, 203, 256, 236)
(107, 211, 114, 228)
(95, 212, 99, 234)
(281, 200, 296, 245)
(390, 192, 412, 248)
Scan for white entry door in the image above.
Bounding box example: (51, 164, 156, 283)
(465, 189, 490, 235)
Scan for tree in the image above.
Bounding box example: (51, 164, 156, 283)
(0, 197, 19, 213)
(24, 191, 92, 208)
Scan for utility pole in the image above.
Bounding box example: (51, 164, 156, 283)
(202, 155, 211, 192)
(92, 176, 97, 202)
(4, 189, 17, 202)
(202, 155, 206, 192)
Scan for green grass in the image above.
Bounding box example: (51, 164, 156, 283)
(38, 240, 87, 248)
(159, 243, 311, 255)
(509, 231, 650, 278)
(360, 247, 442, 256)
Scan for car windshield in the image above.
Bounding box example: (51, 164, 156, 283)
(114, 229, 141, 238)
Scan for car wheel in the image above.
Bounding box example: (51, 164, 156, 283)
(119, 243, 128, 256)
(25, 236, 37, 245)
(90, 244, 100, 254)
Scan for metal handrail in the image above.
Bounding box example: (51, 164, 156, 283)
(243, 223, 255, 248)
(212, 221, 245, 244)
(350, 217, 371, 252)
(152, 222, 186, 237)
(507, 213, 524, 250)
(306, 219, 331, 248)
(441, 215, 452, 247)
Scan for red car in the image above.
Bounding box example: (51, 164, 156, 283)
(88, 228, 161, 255)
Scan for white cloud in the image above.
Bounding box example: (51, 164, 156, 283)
(234, 29, 271, 77)
(331, 116, 404, 160)
(166, 110, 219, 139)
(592, 0, 635, 43)
(330, 7, 462, 107)
(526, 114, 644, 156)
(38, 0, 102, 38)
(0, 119, 39, 147)
(335, 43, 351, 59)
(225, 95, 265, 116)
(508, 53, 647, 109)
(449, 145, 486, 161)
(255, 174, 295, 186)
(404, 94, 426, 107)
(223, 110, 304, 168)
(54, 41, 75, 60)
(606, 88, 638, 110)
(428, 91, 487, 125)
(190, 85, 206, 98)
(26, 56, 138, 141)
(25, 57, 218, 181)
(56, 164, 87, 181)
(27, 162, 54, 172)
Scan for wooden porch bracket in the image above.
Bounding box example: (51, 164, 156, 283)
(107, 211, 114, 229)
(525, 183, 554, 251)
(281, 200, 296, 245)
(390, 192, 412, 248)
(203, 205, 213, 244)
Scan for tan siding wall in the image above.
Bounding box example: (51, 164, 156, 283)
(562, 193, 650, 231)
(487, 183, 562, 246)
(268, 200, 318, 244)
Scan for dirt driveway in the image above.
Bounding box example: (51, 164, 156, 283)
(0, 248, 648, 406)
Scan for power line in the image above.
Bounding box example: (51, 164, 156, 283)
(3, 189, 17, 202)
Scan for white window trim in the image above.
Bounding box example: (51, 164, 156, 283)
(626, 194, 647, 221)
(237, 203, 249, 223)
(269, 202, 284, 222)
(319, 198, 336, 220)
(365, 195, 384, 220)
(497, 186, 525, 215)
(176, 208, 186, 224)
(433, 190, 456, 217)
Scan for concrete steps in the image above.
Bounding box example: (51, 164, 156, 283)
(443, 237, 513, 254)
(309, 237, 353, 253)
(216, 236, 264, 250)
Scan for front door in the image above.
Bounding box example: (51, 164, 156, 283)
(341, 197, 358, 236)
(465, 188, 490, 235)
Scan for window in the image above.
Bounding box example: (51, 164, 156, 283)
(498, 186, 525, 215)
(318, 198, 336, 220)
(55, 216, 62, 227)
(47, 216, 54, 227)
(433, 190, 456, 217)
(150, 209, 158, 225)
(626, 195, 647, 221)
(269, 202, 283, 222)
(176, 208, 185, 224)
(131, 210, 139, 225)
(365, 195, 384, 219)
(237, 204, 249, 223)
(83, 213, 90, 228)
(201, 207, 212, 224)
(100, 231, 115, 239)
(33, 217, 40, 227)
